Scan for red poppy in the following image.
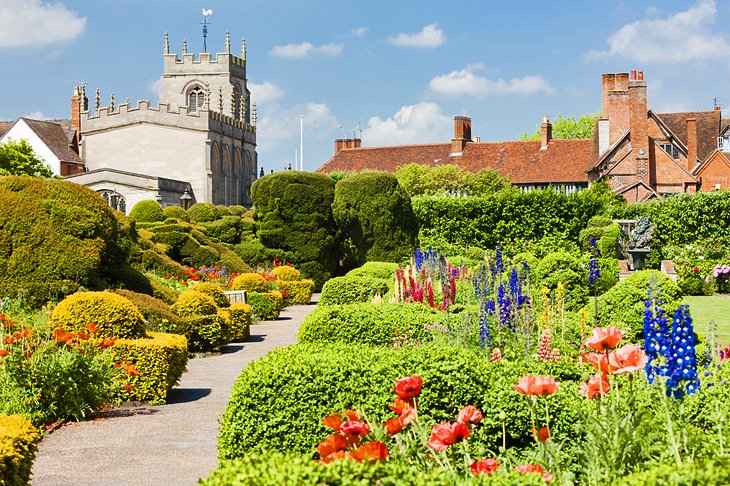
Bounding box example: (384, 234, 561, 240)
(350, 441, 389, 462)
(340, 421, 370, 436)
(458, 405, 483, 424)
(164, 275, 171, 279)
(320, 450, 349, 464)
(383, 417, 405, 435)
(390, 397, 414, 415)
(394, 375, 423, 399)
(579, 352, 610, 373)
(182, 281, 188, 286)
(580, 372, 610, 399)
(85, 323, 99, 334)
(0, 350, 8, 358)
(1, 337, 14, 345)
(316, 433, 348, 457)
(531, 426, 551, 443)
(122, 384, 135, 391)
(470, 458, 499, 475)
(77, 332, 89, 340)
(513, 376, 559, 396)
(124, 364, 140, 376)
(426, 421, 471, 452)
(609, 344, 647, 374)
(322, 414, 343, 431)
(514, 464, 553, 482)
(99, 338, 115, 348)
(585, 326, 624, 352)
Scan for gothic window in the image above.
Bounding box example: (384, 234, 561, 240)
(233, 85, 242, 120)
(188, 86, 205, 113)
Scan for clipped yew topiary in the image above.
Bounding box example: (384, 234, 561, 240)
(246, 291, 282, 320)
(332, 172, 418, 267)
(162, 205, 190, 221)
(345, 261, 399, 281)
(193, 282, 230, 308)
(113, 289, 188, 334)
(277, 279, 314, 305)
(318, 276, 390, 306)
(171, 290, 218, 318)
(231, 273, 269, 293)
(49, 291, 146, 339)
(129, 200, 164, 223)
(272, 265, 301, 281)
(187, 202, 218, 223)
(0, 415, 41, 486)
(218, 303, 252, 342)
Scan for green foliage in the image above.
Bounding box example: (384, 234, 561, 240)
(535, 252, 588, 310)
(395, 163, 512, 197)
(204, 452, 548, 485)
(171, 290, 218, 318)
(590, 270, 683, 341)
(185, 315, 227, 352)
(298, 261, 330, 292)
(319, 276, 390, 306)
(49, 291, 147, 339)
(193, 282, 230, 308)
(139, 249, 186, 278)
(333, 172, 418, 267)
(202, 216, 244, 244)
(231, 273, 269, 293)
(233, 240, 294, 265)
(128, 200, 164, 223)
(615, 457, 730, 486)
(162, 205, 190, 221)
(113, 289, 188, 334)
(519, 112, 598, 140)
(0, 280, 80, 309)
(0, 415, 40, 486)
(109, 332, 188, 403)
(187, 202, 218, 223)
(298, 302, 446, 345)
(413, 183, 620, 251)
(228, 205, 246, 217)
(345, 261, 399, 280)
(246, 291, 282, 320)
(251, 172, 339, 282)
(277, 279, 314, 305)
(0, 138, 54, 177)
(218, 303, 252, 342)
(271, 265, 301, 281)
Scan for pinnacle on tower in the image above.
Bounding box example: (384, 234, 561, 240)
(110, 93, 115, 111)
(241, 37, 246, 60)
(182, 39, 188, 54)
(95, 88, 101, 112)
(219, 87, 223, 113)
(225, 31, 231, 53)
(252, 102, 257, 126)
(164, 32, 169, 54)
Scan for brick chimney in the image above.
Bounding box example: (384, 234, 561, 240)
(628, 70, 649, 185)
(334, 138, 361, 155)
(606, 73, 630, 147)
(70, 85, 88, 148)
(540, 116, 552, 150)
(451, 116, 472, 155)
(687, 118, 697, 171)
(601, 74, 615, 119)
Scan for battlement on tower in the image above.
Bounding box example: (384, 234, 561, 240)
(163, 52, 246, 77)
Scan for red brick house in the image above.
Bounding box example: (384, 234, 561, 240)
(317, 116, 593, 194)
(588, 70, 730, 202)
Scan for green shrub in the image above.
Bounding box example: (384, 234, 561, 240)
(113, 289, 188, 334)
(185, 315, 228, 352)
(231, 273, 269, 293)
(246, 291, 282, 320)
(298, 302, 446, 345)
(272, 265, 301, 281)
(277, 279, 314, 305)
(109, 331, 188, 404)
(203, 216, 243, 244)
(599, 223, 620, 259)
(218, 343, 583, 460)
(233, 240, 294, 265)
(228, 205, 246, 216)
(0, 280, 80, 308)
(345, 261, 399, 281)
(251, 172, 340, 283)
(193, 282, 230, 308)
(319, 276, 390, 306)
(187, 202, 218, 223)
(49, 291, 147, 339)
(590, 270, 682, 341)
(218, 303, 252, 342)
(298, 261, 330, 292)
(215, 247, 249, 274)
(0, 415, 40, 486)
(332, 172, 417, 267)
(535, 252, 588, 310)
(587, 214, 613, 228)
(139, 249, 186, 278)
(214, 205, 231, 217)
(615, 457, 730, 486)
(204, 452, 547, 485)
(171, 290, 218, 318)
(148, 277, 179, 305)
(129, 200, 164, 222)
(162, 205, 190, 221)
(184, 245, 220, 269)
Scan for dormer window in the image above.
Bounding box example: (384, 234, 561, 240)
(658, 143, 679, 160)
(719, 135, 730, 152)
(188, 86, 205, 113)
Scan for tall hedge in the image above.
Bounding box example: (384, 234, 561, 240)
(251, 172, 339, 287)
(332, 172, 417, 267)
(413, 183, 619, 250)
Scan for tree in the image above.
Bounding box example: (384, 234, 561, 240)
(0, 139, 54, 177)
(519, 113, 598, 141)
(396, 163, 511, 197)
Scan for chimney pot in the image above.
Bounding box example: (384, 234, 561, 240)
(631, 70, 637, 80)
(637, 71, 644, 81)
(715, 106, 722, 112)
(540, 116, 552, 150)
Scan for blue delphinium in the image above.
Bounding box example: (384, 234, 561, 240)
(479, 300, 494, 348)
(666, 305, 700, 398)
(644, 282, 671, 383)
(588, 238, 601, 285)
(414, 248, 424, 271)
(497, 283, 514, 330)
(495, 244, 504, 275)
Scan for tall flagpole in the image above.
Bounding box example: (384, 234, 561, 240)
(299, 115, 304, 171)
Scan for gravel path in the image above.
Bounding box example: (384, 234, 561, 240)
(31, 298, 316, 486)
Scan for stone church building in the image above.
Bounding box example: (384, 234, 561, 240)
(66, 32, 258, 211)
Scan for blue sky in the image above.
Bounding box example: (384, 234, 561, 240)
(1, 0, 729, 172)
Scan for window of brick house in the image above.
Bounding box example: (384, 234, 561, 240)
(658, 143, 679, 160)
(718, 135, 730, 152)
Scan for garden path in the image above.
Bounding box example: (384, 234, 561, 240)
(31, 296, 318, 486)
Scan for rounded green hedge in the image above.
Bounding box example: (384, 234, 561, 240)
(187, 202, 218, 223)
(48, 291, 147, 339)
(246, 291, 282, 320)
(129, 200, 164, 223)
(193, 282, 230, 308)
(298, 302, 446, 345)
(114, 289, 188, 334)
(162, 205, 190, 221)
(319, 276, 390, 306)
(535, 251, 588, 310)
(345, 261, 399, 281)
(171, 290, 218, 318)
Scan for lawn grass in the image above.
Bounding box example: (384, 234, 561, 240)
(683, 295, 730, 344)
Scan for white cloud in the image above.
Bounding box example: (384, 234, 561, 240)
(351, 27, 368, 37)
(429, 64, 554, 99)
(388, 23, 446, 48)
(149, 77, 163, 97)
(270, 42, 343, 58)
(364, 102, 452, 146)
(249, 81, 284, 104)
(0, 0, 86, 48)
(585, 0, 730, 63)
(24, 111, 51, 120)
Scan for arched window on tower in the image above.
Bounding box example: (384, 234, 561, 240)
(233, 85, 242, 121)
(188, 86, 205, 113)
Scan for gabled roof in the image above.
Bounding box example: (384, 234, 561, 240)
(317, 138, 592, 184)
(0, 121, 13, 138)
(655, 110, 720, 162)
(615, 179, 659, 203)
(18, 118, 82, 164)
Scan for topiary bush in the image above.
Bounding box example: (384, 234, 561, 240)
(298, 261, 330, 292)
(162, 205, 190, 221)
(186, 315, 228, 352)
(319, 276, 390, 306)
(193, 282, 230, 308)
(218, 303, 252, 342)
(0, 415, 40, 486)
(233, 240, 294, 266)
(114, 289, 188, 334)
(246, 291, 282, 320)
(272, 265, 301, 281)
(202, 216, 243, 244)
(298, 302, 446, 345)
(0, 280, 80, 309)
(345, 261, 399, 281)
(109, 331, 188, 404)
(129, 200, 164, 223)
(49, 291, 147, 339)
(171, 290, 219, 318)
(535, 251, 589, 310)
(231, 273, 269, 293)
(332, 172, 418, 268)
(187, 202, 218, 223)
(277, 279, 314, 305)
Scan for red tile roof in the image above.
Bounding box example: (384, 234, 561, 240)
(656, 110, 721, 162)
(317, 139, 593, 184)
(21, 118, 82, 164)
(0, 121, 13, 138)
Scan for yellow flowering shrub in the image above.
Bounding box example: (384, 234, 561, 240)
(48, 291, 146, 339)
(219, 303, 252, 342)
(272, 266, 301, 281)
(193, 282, 230, 308)
(231, 273, 269, 293)
(171, 290, 218, 318)
(277, 279, 314, 305)
(0, 414, 40, 486)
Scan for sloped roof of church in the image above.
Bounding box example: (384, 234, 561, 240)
(655, 110, 721, 162)
(21, 118, 82, 164)
(317, 138, 592, 184)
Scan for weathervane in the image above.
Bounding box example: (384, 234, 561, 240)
(201, 9, 213, 52)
